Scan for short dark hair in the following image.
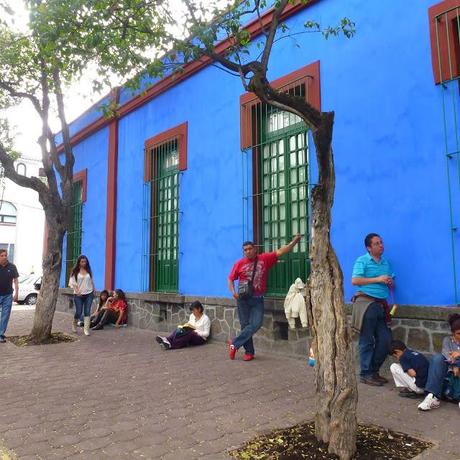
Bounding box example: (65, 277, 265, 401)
(190, 300, 204, 313)
(0, 249, 7, 256)
(242, 241, 255, 248)
(448, 313, 460, 333)
(364, 233, 380, 249)
(389, 340, 407, 355)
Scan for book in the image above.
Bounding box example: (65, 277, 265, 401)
(177, 323, 195, 330)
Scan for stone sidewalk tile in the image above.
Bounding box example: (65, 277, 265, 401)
(0, 309, 459, 459)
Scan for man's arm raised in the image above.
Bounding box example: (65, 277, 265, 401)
(276, 234, 302, 257)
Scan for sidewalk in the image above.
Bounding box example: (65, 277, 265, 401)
(0, 310, 458, 459)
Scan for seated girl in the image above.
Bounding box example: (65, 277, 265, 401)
(90, 290, 109, 323)
(155, 301, 211, 350)
(91, 289, 128, 330)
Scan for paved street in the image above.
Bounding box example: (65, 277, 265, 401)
(0, 309, 459, 459)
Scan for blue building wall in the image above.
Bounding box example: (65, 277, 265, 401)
(66, 0, 457, 305)
(61, 127, 109, 290)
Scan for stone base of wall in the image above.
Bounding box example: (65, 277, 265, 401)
(57, 289, 460, 358)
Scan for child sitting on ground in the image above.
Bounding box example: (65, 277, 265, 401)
(389, 340, 429, 398)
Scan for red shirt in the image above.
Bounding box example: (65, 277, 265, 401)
(108, 299, 128, 324)
(229, 252, 278, 296)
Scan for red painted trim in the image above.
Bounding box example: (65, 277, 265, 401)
(144, 122, 188, 179)
(104, 89, 121, 290)
(56, 1, 314, 151)
(239, 60, 321, 149)
(73, 169, 87, 202)
(429, 0, 460, 83)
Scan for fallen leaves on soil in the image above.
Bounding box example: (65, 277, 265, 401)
(230, 422, 432, 459)
(7, 332, 77, 346)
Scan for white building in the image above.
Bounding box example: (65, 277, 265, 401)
(0, 157, 45, 275)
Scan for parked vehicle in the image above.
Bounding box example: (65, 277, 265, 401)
(17, 274, 41, 305)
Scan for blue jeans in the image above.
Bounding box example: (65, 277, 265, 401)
(73, 292, 94, 319)
(233, 296, 264, 355)
(359, 302, 392, 377)
(0, 294, 13, 337)
(425, 353, 449, 398)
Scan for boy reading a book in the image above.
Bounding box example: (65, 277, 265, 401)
(155, 300, 211, 350)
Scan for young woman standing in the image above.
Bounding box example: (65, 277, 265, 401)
(69, 255, 95, 336)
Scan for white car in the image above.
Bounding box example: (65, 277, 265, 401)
(17, 274, 41, 305)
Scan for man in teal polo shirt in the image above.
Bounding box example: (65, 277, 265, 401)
(351, 233, 394, 386)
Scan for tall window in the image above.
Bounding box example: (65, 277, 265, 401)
(257, 106, 309, 296)
(65, 180, 83, 280)
(144, 140, 180, 292)
(0, 201, 17, 224)
(143, 123, 187, 293)
(240, 63, 320, 296)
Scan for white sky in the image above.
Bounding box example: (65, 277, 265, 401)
(2, 0, 232, 161)
(2, 0, 117, 160)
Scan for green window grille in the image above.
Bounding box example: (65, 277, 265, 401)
(433, 5, 460, 303)
(65, 180, 83, 281)
(242, 89, 310, 296)
(144, 139, 179, 292)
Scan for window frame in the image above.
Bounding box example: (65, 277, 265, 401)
(429, 0, 460, 84)
(144, 122, 188, 293)
(64, 169, 87, 281)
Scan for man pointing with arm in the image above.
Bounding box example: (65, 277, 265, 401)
(227, 234, 302, 361)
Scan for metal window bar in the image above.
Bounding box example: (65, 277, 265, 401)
(435, 7, 460, 303)
(142, 139, 180, 292)
(65, 181, 83, 281)
(242, 84, 310, 296)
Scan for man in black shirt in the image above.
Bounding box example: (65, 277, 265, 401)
(0, 249, 19, 342)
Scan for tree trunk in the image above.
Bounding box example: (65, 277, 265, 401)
(30, 213, 65, 344)
(309, 113, 358, 460)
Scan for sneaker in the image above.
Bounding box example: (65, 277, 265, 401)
(373, 373, 389, 384)
(155, 335, 164, 345)
(360, 375, 383, 387)
(227, 339, 237, 360)
(243, 353, 254, 361)
(0, 335, 6, 343)
(418, 393, 441, 411)
(77, 321, 84, 327)
(162, 338, 171, 350)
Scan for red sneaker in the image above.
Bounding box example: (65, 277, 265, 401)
(243, 353, 254, 361)
(227, 339, 237, 360)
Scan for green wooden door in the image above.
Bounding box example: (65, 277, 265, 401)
(261, 110, 309, 296)
(153, 140, 179, 292)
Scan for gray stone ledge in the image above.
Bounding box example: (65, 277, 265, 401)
(345, 303, 460, 320)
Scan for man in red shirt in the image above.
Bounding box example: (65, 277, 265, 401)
(227, 234, 302, 361)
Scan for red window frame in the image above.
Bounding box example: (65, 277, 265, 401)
(429, 0, 460, 84)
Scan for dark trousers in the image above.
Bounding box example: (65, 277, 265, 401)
(167, 330, 206, 349)
(359, 302, 392, 377)
(91, 309, 118, 327)
(424, 353, 449, 398)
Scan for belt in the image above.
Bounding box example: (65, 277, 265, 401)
(352, 292, 384, 303)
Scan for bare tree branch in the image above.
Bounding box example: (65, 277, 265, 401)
(0, 81, 42, 115)
(0, 141, 49, 198)
(260, 0, 289, 74)
(52, 68, 74, 182)
(37, 60, 62, 200)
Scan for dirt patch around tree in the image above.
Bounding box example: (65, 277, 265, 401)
(230, 421, 433, 459)
(7, 332, 77, 346)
